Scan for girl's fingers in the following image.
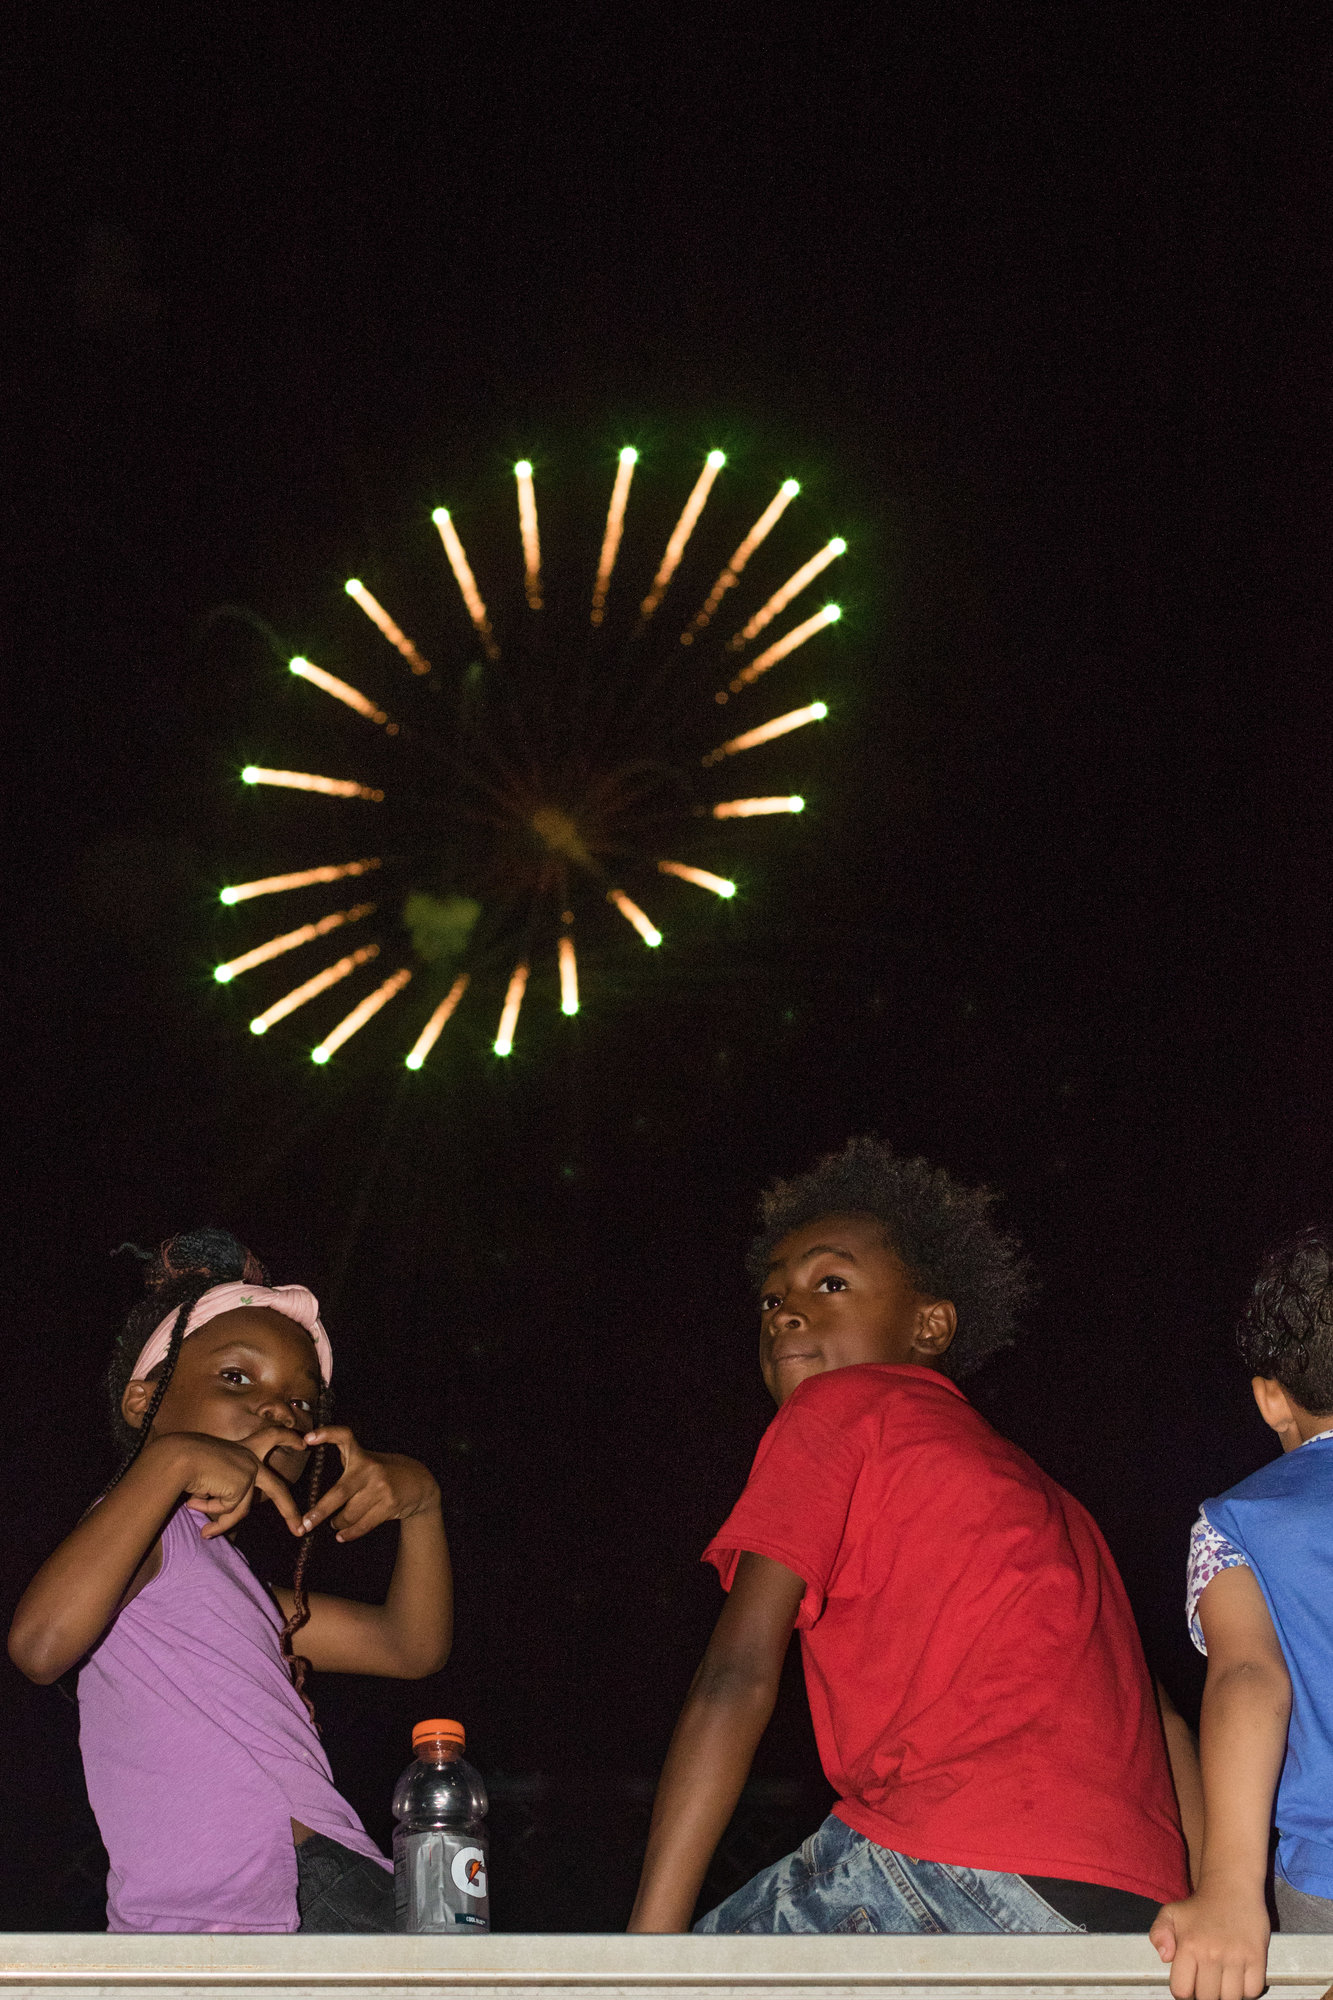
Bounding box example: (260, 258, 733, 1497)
(303, 1426, 359, 1470)
(250, 1424, 307, 1463)
(330, 1486, 380, 1534)
(331, 1478, 396, 1535)
(201, 1489, 255, 1539)
(301, 1476, 355, 1533)
(253, 1463, 306, 1534)
(335, 1502, 391, 1543)
(195, 1487, 253, 1535)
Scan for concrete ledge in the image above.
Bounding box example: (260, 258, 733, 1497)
(0, 1935, 1330, 2000)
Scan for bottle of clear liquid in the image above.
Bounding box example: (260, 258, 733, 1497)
(392, 1720, 490, 1934)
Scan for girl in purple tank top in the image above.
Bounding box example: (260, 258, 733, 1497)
(8, 1229, 454, 1934)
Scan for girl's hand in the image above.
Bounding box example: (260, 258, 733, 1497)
(157, 1430, 307, 1541)
(269, 1432, 451, 1676)
(297, 1429, 441, 1542)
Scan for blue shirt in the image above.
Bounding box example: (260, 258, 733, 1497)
(1205, 1434, 1333, 1899)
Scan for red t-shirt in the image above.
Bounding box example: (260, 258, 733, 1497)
(704, 1364, 1187, 1903)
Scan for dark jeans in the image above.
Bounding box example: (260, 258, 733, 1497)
(296, 1833, 397, 1934)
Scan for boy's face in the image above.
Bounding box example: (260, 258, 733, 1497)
(758, 1212, 957, 1406)
(123, 1307, 322, 1484)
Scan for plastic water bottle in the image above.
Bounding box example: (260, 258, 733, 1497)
(392, 1719, 490, 1934)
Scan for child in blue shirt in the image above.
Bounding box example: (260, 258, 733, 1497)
(1152, 1228, 1333, 1997)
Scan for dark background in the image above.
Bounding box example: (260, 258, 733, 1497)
(4, 3, 1331, 1933)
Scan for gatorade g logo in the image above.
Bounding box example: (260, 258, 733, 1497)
(451, 1846, 487, 1899)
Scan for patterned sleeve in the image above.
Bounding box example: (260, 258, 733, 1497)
(1186, 1506, 1249, 1654)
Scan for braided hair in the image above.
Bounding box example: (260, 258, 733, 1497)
(105, 1228, 332, 1720)
(279, 1425, 329, 1725)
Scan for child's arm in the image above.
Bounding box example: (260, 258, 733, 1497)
(271, 1426, 452, 1679)
(628, 1551, 806, 1933)
(1149, 1566, 1290, 2000)
(8, 1428, 305, 1684)
(1155, 1679, 1204, 1886)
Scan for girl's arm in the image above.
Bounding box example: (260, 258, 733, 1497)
(1149, 1565, 1290, 2000)
(271, 1428, 452, 1678)
(8, 1427, 304, 1684)
(628, 1551, 806, 1934)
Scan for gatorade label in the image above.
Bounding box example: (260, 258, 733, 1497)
(394, 1828, 490, 1933)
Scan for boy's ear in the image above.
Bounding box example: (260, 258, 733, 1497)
(914, 1298, 958, 1359)
(1251, 1375, 1301, 1446)
(121, 1379, 153, 1431)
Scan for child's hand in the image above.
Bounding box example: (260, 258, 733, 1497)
(297, 1429, 441, 1543)
(155, 1430, 307, 1541)
(1150, 1886, 1270, 2000)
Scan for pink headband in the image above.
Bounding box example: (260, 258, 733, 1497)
(131, 1281, 333, 1388)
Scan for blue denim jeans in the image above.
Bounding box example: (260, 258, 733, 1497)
(695, 1814, 1083, 1935)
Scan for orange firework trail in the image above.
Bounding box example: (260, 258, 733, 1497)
(241, 766, 384, 801)
(344, 579, 432, 675)
(727, 538, 846, 651)
(249, 943, 380, 1035)
(639, 451, 725, 622)
(682, 479, 799, 643)
(657, 859, 735, 897)
(214, 903, 375, 983)
(208, 437, 849, 1070)
(724, 602, 841, 695)
(432, 510, 499, 661)
(220, 859, 381, 905)
(493, 962, 529, 1056)
(405, 974, 470, 1070)
(289, 657, 392, 727)
(703, 701, 828, 764)
(514, 462, 543, 609)
(312, 967, 412, 1063)
(712, 795, 805, 818)
(558, 934, 579, 1014)
(608, 889, 661, 947)
(591, 448, 637, 625)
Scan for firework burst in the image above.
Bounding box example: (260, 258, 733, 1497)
(211, 443, 846, 1066)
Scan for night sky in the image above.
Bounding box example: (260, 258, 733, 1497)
(5, 6, 1331, 1934)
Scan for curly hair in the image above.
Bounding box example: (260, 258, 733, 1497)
(102, 1227, 331, 1720)
(746, 1136, 1032, 1378)
(1236, 1227, 1333, 1415)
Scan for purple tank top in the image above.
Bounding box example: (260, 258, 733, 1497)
(78, 1504, 389, 1932)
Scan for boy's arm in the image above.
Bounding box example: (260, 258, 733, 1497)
(271, 1428, 452, 1678)
(1149, 1566, 1290, 2000)
(8, 1428, 304, 1684)
(1155, 1678, 1204, 1886)
(628, 1551, 807, 1934)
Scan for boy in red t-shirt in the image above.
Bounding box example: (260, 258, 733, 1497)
(629, 1138, 1193, 1935)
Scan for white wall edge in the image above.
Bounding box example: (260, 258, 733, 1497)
(0, 1934, 1330, 2000)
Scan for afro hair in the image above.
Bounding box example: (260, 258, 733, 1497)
(746, 1135, 1031, 1378)
(1237, 1227, 1333, 1416)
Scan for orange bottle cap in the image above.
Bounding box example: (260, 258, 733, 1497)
(412, 1718, 465, 1749)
